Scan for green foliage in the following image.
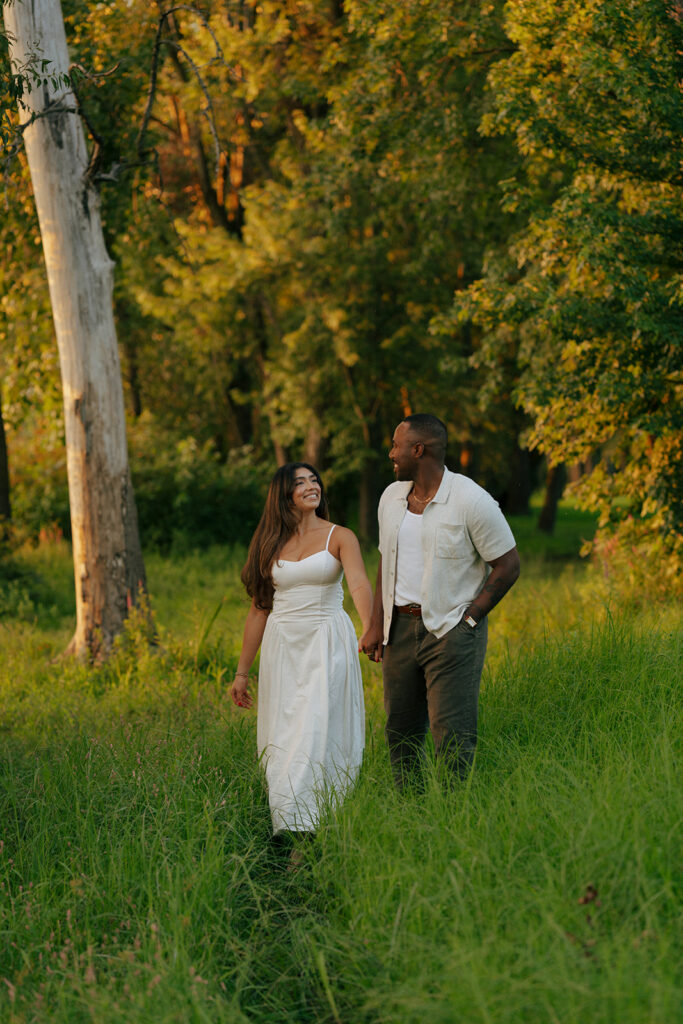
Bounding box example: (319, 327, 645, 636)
(102, 0, 523, 479)
(256, 0, 518, 464)
(507, 499, 597, 562)
(4, 413, 269, 550)
(446, 0, 683, 593)
(0, 540, 72, 624)
(1, 2, 71, 159)
(0, 572, 36, 619)
(127, 415, 270, 551)
(2, 0, 528, 536)
(4, 0, 679, 595)
(3, 419, 70, 542)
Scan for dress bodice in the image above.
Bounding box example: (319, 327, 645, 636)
(271, 527, 344, 621)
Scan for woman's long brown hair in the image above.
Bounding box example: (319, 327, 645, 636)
(241, 463, 329, 610)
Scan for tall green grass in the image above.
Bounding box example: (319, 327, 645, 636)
(0, 532, 680, 1023)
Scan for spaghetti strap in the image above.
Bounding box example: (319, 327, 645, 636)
(325, 524, 336, 552)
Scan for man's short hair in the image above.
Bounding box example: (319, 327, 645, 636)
(402, 413, 448, 458)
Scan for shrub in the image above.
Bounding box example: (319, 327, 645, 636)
(7, 414, 271, 551)
(127, 416, 270, 551)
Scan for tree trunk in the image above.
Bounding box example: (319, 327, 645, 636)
(304, 423, 324, 469)
(503, 445, 538, 516)
(0, 391, 11, 522)
(6, 0, 148, 659)
(358, 457, 382, 543)
(272, 439, 288, 467)
(537, 463, 567, 535)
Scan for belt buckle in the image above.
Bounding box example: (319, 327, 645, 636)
(408, 603, 421, 617)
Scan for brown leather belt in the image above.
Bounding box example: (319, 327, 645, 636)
(394, 604, 422, 618)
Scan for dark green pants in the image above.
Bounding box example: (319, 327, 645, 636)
(382, 611, 488, 788)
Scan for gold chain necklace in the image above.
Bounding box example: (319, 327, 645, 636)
(409, 488, 436, 507)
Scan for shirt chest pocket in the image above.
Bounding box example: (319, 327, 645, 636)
(435, 524, 470, 559)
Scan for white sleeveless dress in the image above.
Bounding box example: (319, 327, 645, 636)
(257, 525, 365, 834)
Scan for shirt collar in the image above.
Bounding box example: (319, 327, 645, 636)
(431, 467, 453, 503)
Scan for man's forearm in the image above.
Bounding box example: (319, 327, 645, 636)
(466, 547, 520, 622)
(369, 557, 384, 628)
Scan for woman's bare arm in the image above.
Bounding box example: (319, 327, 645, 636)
(335, 527, 373, 633)
(230, 598, 269, 708)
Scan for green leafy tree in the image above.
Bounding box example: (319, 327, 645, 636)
(132, 0, 525, 534)
(264, 0, 530, 531)
(449, 0, 682, 593)
(3, 0, 532, 546)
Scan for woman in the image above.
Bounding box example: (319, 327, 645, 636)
(230, 463, 373, 840)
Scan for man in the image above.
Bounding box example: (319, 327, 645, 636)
(359, 413, 520, 787)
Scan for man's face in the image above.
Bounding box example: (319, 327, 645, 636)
(389, 422, 419, 481)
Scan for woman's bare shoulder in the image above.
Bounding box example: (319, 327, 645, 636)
(329, 524, 360, 550)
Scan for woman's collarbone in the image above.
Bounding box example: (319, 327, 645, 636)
(280, 523, 334, 561)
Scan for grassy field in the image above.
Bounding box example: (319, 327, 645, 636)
(0, 507, 681, 1023)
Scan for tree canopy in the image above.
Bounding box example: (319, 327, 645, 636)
(444, 0, 682, 589)
(1, 0, 680, 592)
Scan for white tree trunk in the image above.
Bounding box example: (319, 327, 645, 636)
(5, 0, 147, 658)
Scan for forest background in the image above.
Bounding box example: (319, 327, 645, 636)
(1, 0, 681, 598)
(0, 3, 681, 1022)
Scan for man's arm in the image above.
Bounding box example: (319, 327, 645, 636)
(359, 557, 385, 662)
(464, 546, 520, 624)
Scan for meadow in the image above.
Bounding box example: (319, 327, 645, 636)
(0, 506, 681, 1023)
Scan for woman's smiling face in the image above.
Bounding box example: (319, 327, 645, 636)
(290, 468, 322, 513)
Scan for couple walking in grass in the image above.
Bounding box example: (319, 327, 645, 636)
(230, 413, 520, 846)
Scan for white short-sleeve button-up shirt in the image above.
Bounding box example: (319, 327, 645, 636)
(378, 468, 516, 643)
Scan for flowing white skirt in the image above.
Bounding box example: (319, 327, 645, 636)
(257, 550, 365, 834)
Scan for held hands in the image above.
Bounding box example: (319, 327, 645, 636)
(230, 673, 253, 708)
(358, 624, 384, 663)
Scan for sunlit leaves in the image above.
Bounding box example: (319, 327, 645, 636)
(454, 0, 683, 589)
